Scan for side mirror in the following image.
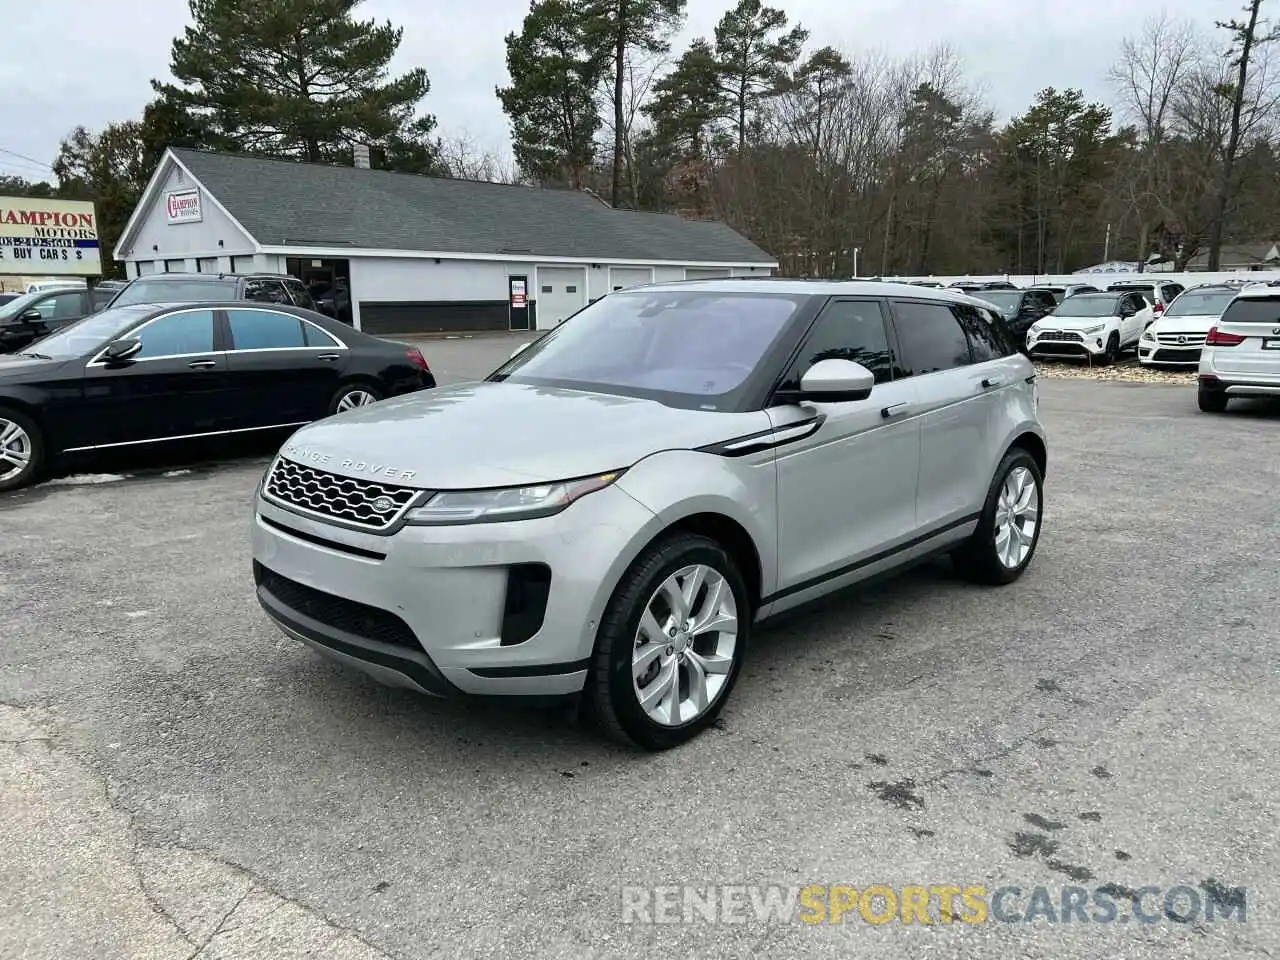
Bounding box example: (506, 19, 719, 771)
(102, 338, 142, 363)
(793, 358, 874, 402)
(19, 308, 41, 323)
(509, 342, 531, 359)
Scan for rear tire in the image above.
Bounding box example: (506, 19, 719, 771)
(587, 533, 749, 750)
(329, 382, 384, 415)
(1197, 387, 1229, 413)
(953, 449, 1044, 586)
(0, 407, 45, 493)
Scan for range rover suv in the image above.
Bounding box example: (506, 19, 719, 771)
(251, 281, 1048, 749)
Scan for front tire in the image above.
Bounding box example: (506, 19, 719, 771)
(1197, 387, 1229, 413)
(0, 407, 44, 493)
(1100, 333, 1120, 365)
(588, 533, 749, 750)
(953, 449, 1044, 585)
(329, 382, 383, 415)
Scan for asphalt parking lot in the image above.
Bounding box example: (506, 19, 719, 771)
(2, 335, 1278, 959)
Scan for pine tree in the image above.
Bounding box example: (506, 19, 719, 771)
(496, 0, 605, 188)
(581, 0, 686, 207)
(712, 0, 807, 153)
(153, 0, 438, 170)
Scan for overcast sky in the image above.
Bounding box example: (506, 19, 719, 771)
(0, 0, 1226, 181)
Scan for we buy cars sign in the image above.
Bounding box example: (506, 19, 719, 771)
(165, 189, 202, 224)
(0, 196, 101, 276)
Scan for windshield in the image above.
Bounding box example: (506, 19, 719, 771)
(110, 277, 237, 306)
(489, 291, 804, 409)
(1052, 296, 1121, 318)
(974, 291, 1022, 312)
(1165, 291, 1235, 317)
(24, 307, 150, 359)
(0, 291, 45, 321)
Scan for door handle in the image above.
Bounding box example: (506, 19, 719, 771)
(317, 353, 340, 361)
(881, 402, 909, 418)
(981, 377, 1003, 389)
(188, 359, 217, 369)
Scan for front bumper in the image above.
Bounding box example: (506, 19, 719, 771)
(1027, 333, 1107, 360)
(1138, 340, 1202, 365)
(251, 483, 659, 696)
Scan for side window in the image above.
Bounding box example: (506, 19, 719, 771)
(1033, 291, 1056, 312)
(890, 300, 974, 376)
(40, 291, 85, 320)
(134, 310, 216, 358)
(243, 279, 290, 304)
(776, 299, 895, 389)
(283, 278, 317, 310)
(302, 321, 341, 348)
(954, 304, 1011, 361)
(227, 308, 307, 349)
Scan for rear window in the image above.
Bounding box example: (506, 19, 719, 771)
(1220, 297, 1280, 324)
(110, 277, 238, 306)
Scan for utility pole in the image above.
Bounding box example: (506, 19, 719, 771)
(1103, 222, 1111, 262)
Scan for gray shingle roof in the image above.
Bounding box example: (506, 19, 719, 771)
(169, 149, 776, 265)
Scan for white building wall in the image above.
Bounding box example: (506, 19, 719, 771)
(653, 266, 685, 283)
(352, 257, 522, 302)
(120, 161, 256, 270)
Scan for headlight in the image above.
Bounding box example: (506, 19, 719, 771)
(1082, 324, 1105, 335)
(404, 470, 623, 525)
(1141, 327, 1156, 341)
(1029, 322, 1042, 334)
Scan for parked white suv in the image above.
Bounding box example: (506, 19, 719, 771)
(1198, 286, 1280, 412)
(1138, 285, 1238, 367)
(1026, 291, 1152, 364)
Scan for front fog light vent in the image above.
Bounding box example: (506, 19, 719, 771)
(500, 563, 552, 645)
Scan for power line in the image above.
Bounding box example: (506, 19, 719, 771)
(0, 146, 53, 172)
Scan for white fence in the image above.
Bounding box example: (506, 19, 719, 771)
(876, 270, 1280, 288)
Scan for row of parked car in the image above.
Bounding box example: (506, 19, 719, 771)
(914, 276, 1277, 413)
(0, 272, 352, 355)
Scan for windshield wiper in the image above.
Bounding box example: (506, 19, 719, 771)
(19, 351, 52, 360)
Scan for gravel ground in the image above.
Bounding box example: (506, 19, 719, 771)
(2, 339, 1278, 959)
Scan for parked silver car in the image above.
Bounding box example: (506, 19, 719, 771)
(250, 281, 1048, 749)
(1198, 285, 1280, 412)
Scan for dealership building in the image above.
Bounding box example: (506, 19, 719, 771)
(113, 148, 778, 334)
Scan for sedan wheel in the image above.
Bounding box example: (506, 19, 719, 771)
(330, 384, 382, 415)
(589, 533, 749, 749)
(0, 410, 43, 492)
(993, 466, 1040, 570)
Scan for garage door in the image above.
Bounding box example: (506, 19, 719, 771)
(609, 267, 652, 291)
(536, 267, 586, 328)
(685, 267, 731, 279)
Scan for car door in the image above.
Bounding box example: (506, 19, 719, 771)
(2, 290, 82, 350)
(769, 298, 921, 602)
(222, 307, 345, 428)
(79, 307, 232, 447)
(888, 298, 992, 533)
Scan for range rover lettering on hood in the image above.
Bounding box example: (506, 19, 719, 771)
(282, 443, 417, 481)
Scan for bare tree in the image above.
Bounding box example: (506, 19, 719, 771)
(436, 132, 521, 183)
(597, 50, 671, 206)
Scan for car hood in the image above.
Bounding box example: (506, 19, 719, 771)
(0, 353, 73, 381)
(1148, 313, 1220, 334)
(1041, 314, 1117, 329)
(279, 380, 769, 489)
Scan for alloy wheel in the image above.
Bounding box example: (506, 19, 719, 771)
(993, 465, 1040, 569)
(631, 564, 738, 727)
(0, 417, 32, 483)
(336, 389, 377, 412)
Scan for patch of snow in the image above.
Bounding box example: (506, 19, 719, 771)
(50, 473, 127, 485)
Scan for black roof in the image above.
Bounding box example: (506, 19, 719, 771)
(167, 148, 777, 265)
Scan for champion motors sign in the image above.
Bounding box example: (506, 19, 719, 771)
(0, 196, 101, 277)
(165, 188, 202, 224)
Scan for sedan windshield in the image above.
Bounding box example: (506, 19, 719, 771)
(1051, 296, 1121, 318)
(0, 291, 45, 321)
(490, 291, 804, 409)
(24, 307, 151, 359)
(1164, 292, 1235, 317)
(974, 291, 1022, 312)
(110, 277, 237, 306)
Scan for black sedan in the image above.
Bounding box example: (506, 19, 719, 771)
(0, 301, 436, 491)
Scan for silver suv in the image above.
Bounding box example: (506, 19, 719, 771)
(251, 281, 1048, 749)
(1198, 285, 1280, 412)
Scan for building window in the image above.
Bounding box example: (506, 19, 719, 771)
(541, 285, 552, 293)
(231, 255, 255, 273)
(197, 258, 219, 274)
(566, 285, 577, 293)
(164, 259, 185, 272)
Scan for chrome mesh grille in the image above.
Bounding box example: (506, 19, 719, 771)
(1038, 330, 1085, 343)
(1156, 333, 1206, 345)
(263, 458, 424, 529)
